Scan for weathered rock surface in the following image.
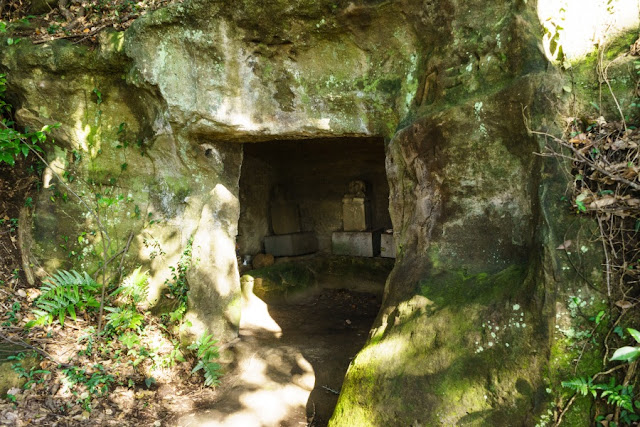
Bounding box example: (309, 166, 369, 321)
(1, 0, 638, 424)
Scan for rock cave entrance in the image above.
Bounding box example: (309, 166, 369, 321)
(234, 136, 395, 424)
(238, 136, 393, 263)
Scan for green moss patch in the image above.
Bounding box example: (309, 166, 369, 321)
(332, 264, 547, 426)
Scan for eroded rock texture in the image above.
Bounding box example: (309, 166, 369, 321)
(1, 0, 638, 424)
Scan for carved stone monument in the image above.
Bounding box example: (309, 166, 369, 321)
(270, 185, 301, 235)
(333, 180, 380, 257)
(265, 184, 318, 256)
(342, 180, 371, 232)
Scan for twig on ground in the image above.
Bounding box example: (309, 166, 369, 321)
(0, 332, 69, 366)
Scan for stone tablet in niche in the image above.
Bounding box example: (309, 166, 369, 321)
(270, 185, 301, 235)
(342, 180, 371, 232)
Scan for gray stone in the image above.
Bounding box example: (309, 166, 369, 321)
(264, 232, 318, 257)
(332, 231, 381, 258)
(342, 197, 370, 232)
(270, 202, 301, 235)
(380, 233, 395, 258)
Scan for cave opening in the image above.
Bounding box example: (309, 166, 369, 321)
(238, 136, 394, 264)
(236, 136, 395, 423)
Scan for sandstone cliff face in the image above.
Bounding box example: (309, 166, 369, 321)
(1, 0, 638, 424)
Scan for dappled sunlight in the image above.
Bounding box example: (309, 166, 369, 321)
(42, 153, 66, 189)
(537, 0, 640, 62)
(178, 293, 316, 427)
(354, 334, 410, 373)
(212, 21, 261, 133)
(136, 226, 183, 304)
(237, 384, 312, 424)
(239, 292, 283, 336)
(239, 276, 282, 335)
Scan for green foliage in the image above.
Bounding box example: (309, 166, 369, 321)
(104, 306, 143, 333)
(9, 352, 50, 390)
(0, 73, 57, 165)
(187, 332, 221, 387)
(28, 270, 99, 327)
(610, 328, 640, 363)
(155, 340, 186, 368)
(165, 239, 193, 306)
(562, 376, 595, 398)
(560, 329, 640, 425)
(118, 331, 140, 348)
(162, 240, 194, 331)
(62, 364, 115, 410)
(562, 377, 638, 415)
(2, 300, 21, 326)
(168, 305, 186, 323)
(111, 266, 149, 305)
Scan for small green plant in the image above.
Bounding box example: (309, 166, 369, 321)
(610, 328, 640, 363)
(62, 364, 115, 410)
(2, 301, 20, 326)
(8, 352, 50, 390)
(562, 377, 638, 415)
(111, 266, 149, 305)
(165, 239, 193, 307)
(0, 73, 57, 165)
(560, 328, 640, 425)
(27, 270, 99, 327)
(155, 340, 186, 368)
(118, 331, 141, 348)
(188, 332, 221, 387)
(104, 306, 143, 333)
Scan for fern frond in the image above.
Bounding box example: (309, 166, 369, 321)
(188, 332, 221, 387)
(29, 270, 99, 327)
(561, 377, 593, 397)
(105, 306, 144, 332)
(202, 360, 221, 387)
(112, 267, 149, 305)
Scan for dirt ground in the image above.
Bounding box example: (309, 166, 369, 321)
(1, 159, 383, 426)
(175, 288, 381, 427)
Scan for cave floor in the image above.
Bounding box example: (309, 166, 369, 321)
(175, 288, 381, 427)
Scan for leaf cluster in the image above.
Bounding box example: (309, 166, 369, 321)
(27, 270, 99, 327)
(0, 73, 56, 166)
(188, 333, 221, 387)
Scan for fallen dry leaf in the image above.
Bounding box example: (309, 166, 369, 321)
(589, 196, 616, 209)
(615, 300, 633, 310)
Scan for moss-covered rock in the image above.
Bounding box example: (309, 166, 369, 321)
(0, 348, 37, 397)
(333, 265, 547, 426)
(1, 0, 637, 423)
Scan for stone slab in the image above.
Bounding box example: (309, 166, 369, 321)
(331, 231, 381, 257)
(270, 202, 301, 235)
(380, 233, 396, 258)
(342, 197, 370, 231)
(264, 232, 318, 257)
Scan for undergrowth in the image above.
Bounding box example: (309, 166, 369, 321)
(534, 38, 640, 427)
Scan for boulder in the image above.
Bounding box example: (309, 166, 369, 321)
(252, 253, 274, 269)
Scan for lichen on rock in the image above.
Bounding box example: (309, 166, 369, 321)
(0, 0, 637, 423)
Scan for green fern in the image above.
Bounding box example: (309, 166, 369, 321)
(601, 386, 634, 412)
(111, 267, 149, 305)
(563, 376, 637, 413)
(188, 332, 221, 387)
(28, 270, 99, 327)
(104, 306, 144, 332)
(561, 377, 596, 397)
(193, 359, 221, 387)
